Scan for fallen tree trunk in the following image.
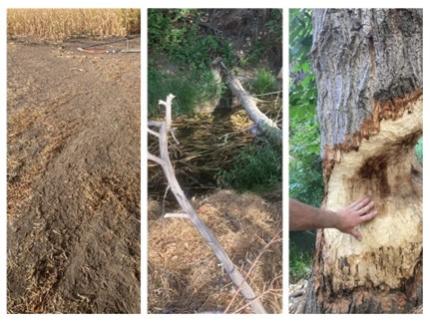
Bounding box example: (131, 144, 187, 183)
(305, 9, 423, 313)
(148, 94, 267, 314)
(214, 59, 282, 146)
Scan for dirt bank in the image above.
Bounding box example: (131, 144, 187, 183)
(7, 39, 140, 313)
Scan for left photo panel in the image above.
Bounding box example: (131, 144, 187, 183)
(7, 9, 141, 313)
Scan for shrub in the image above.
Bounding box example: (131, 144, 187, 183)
(219, 143, 281, 192)
(289, 238, 312, 282)
(251, 68, 278, 95)
(148, 67, 219, 116)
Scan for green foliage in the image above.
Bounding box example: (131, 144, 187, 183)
(251, 68, 278, 95)
(148, 9, 234, 116)
(148, 9, 234, 70)
(243, 9, 282, 66)
(289, 9, 320, 282)
(289, 9, 323, 207)
(416, 137, 423, 163)
(148, 66, 219, 116)
(219, 143, 281, 192)
(149, 9, 283, 194)
(289, 239, 312, 283)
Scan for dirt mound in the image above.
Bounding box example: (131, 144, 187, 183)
(7, 40, 140, 313)
(148, 190, 282, 313)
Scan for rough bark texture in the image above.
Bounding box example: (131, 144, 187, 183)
(304, 9, 422, 313)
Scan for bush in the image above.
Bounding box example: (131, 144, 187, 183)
(289, 238, 312, 283)
(148, 9, 234, 70)
(148, 9, 234, 117)
(251, 68, 278, 95)
(289, 9, 321, 282)
(289, 9, 323, 207)
(219, 143, 281, 192)
(148, 67, 219, 116)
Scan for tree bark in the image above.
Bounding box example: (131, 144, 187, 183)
(304, 9, 422, 313)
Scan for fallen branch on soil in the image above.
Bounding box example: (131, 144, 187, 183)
(148, 94, 267, 314)
(224, 230, 281, 313)
(214, 58, 282, 146)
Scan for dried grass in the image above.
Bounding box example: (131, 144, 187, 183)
(148, 190, 282, 313)
(8, 9, 140, 42)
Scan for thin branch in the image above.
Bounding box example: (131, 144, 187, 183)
(162, 184, 171, 216)
(164, 213, 189, 219)
(254, 90, 283, 97)
(147, 128, 160, 138)
(170, 129, 180, 145)
(158, 93, 175, 130)
(149, 94, 267, 314)
(224, 230, 282, 313)
(148, 120, 163, 128)
(147, 153, 164, 166)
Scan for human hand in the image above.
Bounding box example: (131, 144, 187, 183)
(334, 197, 378, 241)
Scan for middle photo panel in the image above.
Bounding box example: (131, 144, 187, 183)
(147, 9, 283, 314)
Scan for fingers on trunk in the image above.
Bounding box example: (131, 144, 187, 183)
(360, 210, 378, 222)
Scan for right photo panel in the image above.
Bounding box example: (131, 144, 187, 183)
(289, 9, 423, 313)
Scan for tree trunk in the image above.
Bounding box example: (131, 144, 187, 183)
(304, 9, 422, 313)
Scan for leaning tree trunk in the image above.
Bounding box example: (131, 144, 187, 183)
(304, 9, 422, 313)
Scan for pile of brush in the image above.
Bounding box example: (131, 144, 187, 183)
(148, 98, 282, 198)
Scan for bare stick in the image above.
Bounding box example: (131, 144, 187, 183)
(148, 153, 164, 166)
(214, 59, 282, 146)
(164, 213, 189, 219)
(224, 230, 281, 313)
(148, 94, 267, 314)
(147, 127, 160, 138)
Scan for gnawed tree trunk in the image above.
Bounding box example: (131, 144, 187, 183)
(304, 9, 422, 313)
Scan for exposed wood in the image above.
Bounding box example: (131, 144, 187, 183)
(304, 9, 423, 313)
(214, 59, 282, 146)
(148, 94, 267, 314)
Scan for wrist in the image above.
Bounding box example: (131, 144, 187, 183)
(327, 209, 342, 230)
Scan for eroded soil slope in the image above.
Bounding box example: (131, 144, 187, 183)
(7, 40, 140, 313)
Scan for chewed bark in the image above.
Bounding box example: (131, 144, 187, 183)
(305, 9, 423, 313)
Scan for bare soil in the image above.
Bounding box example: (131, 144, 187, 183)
(7, 39, 140, 313)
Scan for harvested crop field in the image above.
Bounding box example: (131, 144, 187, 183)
(7, 38, 140, 313)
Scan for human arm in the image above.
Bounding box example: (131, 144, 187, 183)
(289, 197, 378, 240)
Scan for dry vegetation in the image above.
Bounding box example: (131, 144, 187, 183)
(8, 9, 140, 42)
(148, 190, 282, 313)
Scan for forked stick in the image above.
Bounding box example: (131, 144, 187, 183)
(148, 94, 267, 314)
